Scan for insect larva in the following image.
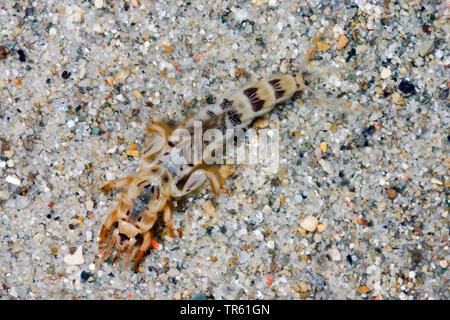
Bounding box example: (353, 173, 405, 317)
(98, 25, 357, 269)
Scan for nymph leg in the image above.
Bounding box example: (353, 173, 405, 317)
(163, 203, 175, 237)
(142, 119, 169, 160)
(133, 230, 152, 269)
(171, 168, 225, 197)
(98, 209, 117, 245)
(102, 176, 134, 195)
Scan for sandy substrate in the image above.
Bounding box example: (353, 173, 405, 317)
(0, 0, 448, 299)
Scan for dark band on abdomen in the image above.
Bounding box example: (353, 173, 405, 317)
(268, 79, 286, 99)
(243, 87, 265, 112)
